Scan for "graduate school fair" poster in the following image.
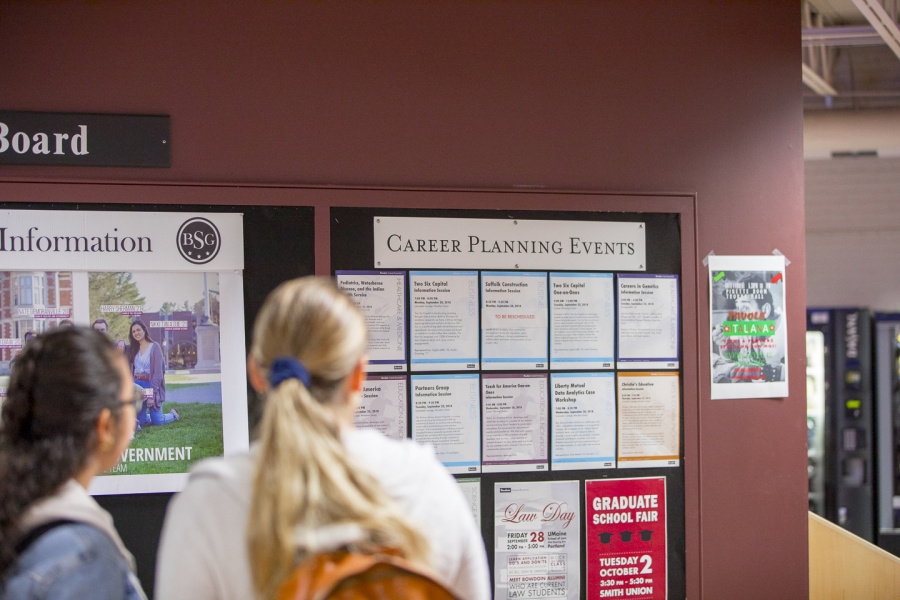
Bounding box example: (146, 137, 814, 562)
(586, 477, 667, 599)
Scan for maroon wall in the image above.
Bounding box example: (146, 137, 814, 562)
(0, 2, 806, 597)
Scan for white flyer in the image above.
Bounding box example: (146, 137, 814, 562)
(336, 270, 407, 373)
(550, 272, 614, 370)
(481, 271, 548, 370)
(409, 270, 479, 371)
(709, 255, 788, 399)
(457, 478, 482, 527)
(617, 274, 679, 370)
(551, 372, 616, 470)
(411, 373, 481, 474)
(617, 372, 680, 469)
(494, 480, 580, 600)
(354, 375, 407, 441)
(482, 373, 548, 473)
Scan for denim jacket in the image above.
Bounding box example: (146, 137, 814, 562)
(1, 480, 147, 600)
(2, 522, 146, 600)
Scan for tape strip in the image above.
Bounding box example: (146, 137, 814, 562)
(772, 249, 791, 267)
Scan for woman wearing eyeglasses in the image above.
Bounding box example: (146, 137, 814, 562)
(0, 327, 146, 600)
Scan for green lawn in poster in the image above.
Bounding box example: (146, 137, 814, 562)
(107, 402, 223, 476)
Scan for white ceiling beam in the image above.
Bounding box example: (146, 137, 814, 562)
(803, 62, 839, 96)
(851, 0, 900, 61)
(802, 25, 884, 47)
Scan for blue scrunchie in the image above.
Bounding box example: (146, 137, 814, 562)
(269, 357, 311, 388)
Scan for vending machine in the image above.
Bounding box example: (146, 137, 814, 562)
(874, 313, 900, 554)
(806, 322, 827, 517)
(807, 308, 875, 542)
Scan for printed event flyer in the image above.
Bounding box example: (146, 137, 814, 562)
(617, 372, 680, 469)
(551, 372, 616, 470)
(355, 375, 407, 441)
(335, 270, 407, 373)
(457, 477, 482, 526)
(409, 270, 479, 371)
(481, 271, 548, 370)
(586, 477, 667, 600)
(482, 373, 548, 473)
(411, 373, 481, 474)
(0, 210, 248, 495)
(708, 255, 788, 399)
(549, 272, 614, 370)
(617, 274, 679, 370)
(495, 481, 580, 600)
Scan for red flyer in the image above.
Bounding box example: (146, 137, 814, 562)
(586, 477, 666, 599)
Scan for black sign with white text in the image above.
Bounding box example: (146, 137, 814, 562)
(0, 111, 170, 167)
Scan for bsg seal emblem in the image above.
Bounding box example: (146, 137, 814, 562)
(177, 217, 221, 264)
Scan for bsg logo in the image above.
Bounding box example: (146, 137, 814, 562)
(177, 217, 221, 265)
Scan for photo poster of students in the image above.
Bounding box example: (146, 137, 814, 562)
(708, 255, 788, 399)
(494, 480, 580, 600)
(586, 477, 667, 600)
(0, 209, 248, 494)
(89, 271, 225, 481)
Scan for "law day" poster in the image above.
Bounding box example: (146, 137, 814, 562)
(495, 480, 580, 600)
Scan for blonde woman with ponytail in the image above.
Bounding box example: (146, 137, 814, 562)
(155, 277, 490, 600)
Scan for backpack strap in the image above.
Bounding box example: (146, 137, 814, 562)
(278, 549, 459, 600)
(14, 519, 78, 555)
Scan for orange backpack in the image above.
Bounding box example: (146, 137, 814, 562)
(276, 548, 460, 600)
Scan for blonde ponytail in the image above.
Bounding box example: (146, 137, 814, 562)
(246, 278, 429, 599)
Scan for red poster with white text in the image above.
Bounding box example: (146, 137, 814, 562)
(586, 477, 666, 599)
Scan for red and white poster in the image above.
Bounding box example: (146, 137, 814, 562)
(586, 477, 667, 599)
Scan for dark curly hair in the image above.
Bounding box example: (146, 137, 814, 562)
(0, 327, 124, 577)
(126, 319, 155, 367)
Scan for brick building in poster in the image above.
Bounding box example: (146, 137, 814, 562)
(0, 271, 73, 367)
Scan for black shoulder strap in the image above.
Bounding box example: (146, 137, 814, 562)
(14, 519, 78, 555)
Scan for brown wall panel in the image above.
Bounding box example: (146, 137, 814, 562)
(0, 2, 805, 597)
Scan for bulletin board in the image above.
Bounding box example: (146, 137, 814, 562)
(0, 185, 700, 598)
(0, 194, 316, 596)
(331, 205, 688, 600)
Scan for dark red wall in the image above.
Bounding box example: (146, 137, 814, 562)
(0, 2, 806, 597)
